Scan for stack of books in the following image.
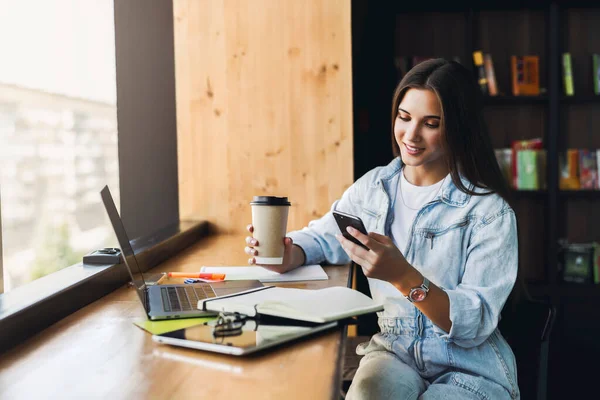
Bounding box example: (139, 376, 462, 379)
(469, 50, 600, 97)
(495, 138, 546, 190)
(559, 149, 600, 190)
(471, 51, 542, 97)
(472, 51, 499, 96)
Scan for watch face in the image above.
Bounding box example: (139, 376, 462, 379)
(410, 288, 427, 302)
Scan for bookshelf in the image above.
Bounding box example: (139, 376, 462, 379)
(352, 1, 600, 398)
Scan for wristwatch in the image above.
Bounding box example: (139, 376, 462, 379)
(405, 277, 430, 303)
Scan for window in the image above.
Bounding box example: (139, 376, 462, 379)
(0, 0, 119, 292)
(0, 0, 181, 353)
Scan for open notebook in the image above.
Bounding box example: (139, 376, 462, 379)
(197, 286, 384, 323)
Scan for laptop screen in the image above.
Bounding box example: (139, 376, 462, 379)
(100, 185, 149, 312)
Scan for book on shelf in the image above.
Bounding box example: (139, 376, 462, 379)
(562, 52, 575, 96)
(558, 242, 597, 284)
(595, 243, 600, 284)
(516, 149, 546, 190)
(597, 150, 600, 189)
(494, 148, 512, 186)
(559, 149, 581, 190)
(511, 138, 543, 189)
(472, 51, 489, 95)
(510, 55, 540, 96)
(483, 53, 498, 96)
(579, 149, 599, 190)
(593, 53, 600, 95)
(197, 286, 384, 324)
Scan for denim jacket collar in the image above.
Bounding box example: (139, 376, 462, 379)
(377, 157, 472, 208)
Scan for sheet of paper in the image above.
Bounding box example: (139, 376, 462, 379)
(200, 264, 328, 282)
(133, 317, 216, 335)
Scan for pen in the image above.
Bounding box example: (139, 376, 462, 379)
(166, 272, 226, 280)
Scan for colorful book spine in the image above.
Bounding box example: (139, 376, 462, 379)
(597, 149, 600, 189)
(484, 54, 498, 96)
(473, 51, 489, 95)
(517, 150, 539, 190)
(511, 55, 540, 96)
(511, 56, 522, 96)
(559, 149, 580, 190)
(579, 149, 599, 190)
(563, 52, 574, 96)
(511, 138, 543, 189)
(593, 54, 600, 95)
(594, 242, 600, 284)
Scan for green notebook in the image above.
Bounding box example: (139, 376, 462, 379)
(134, 317, 215, 335)
(517, 150, 539, 190)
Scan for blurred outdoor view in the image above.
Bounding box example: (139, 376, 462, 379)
(0, 0, 119, 291)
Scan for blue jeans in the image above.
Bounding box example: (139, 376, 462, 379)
(346, 319, 518, 400)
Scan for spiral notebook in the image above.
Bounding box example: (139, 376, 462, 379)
(197, 286, 384, 323)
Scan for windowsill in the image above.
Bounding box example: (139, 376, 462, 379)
(0, 262, 113, 321)
(0, 219, 212, 353)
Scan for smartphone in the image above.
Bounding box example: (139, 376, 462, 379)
(332, 210, 369, 250)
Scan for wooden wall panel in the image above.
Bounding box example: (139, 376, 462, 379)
(174, 0, 353, 234)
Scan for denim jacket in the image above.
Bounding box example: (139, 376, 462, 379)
(288, 157, 519, 396)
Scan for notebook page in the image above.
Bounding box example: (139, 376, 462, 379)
(200, 264, 328, 282)
(198, 286, 383, 323)
(257, 287, 384, 322)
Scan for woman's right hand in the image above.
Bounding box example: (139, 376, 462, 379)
(244, 224, 305, 273)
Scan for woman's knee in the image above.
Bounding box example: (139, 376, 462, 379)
(347, 351, 425, 400)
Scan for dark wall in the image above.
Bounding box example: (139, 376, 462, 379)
(351, 0, 396, 180)
(113, 0, 179, 239)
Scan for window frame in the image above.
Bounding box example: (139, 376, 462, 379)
(0, 0, 191, 353)
(0, 192, 3, 295)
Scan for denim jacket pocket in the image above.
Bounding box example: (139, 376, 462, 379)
(360, 208, 381, 232)
(417, 218, 470, 251)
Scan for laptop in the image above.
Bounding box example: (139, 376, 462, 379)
(100, 185, 264, 320)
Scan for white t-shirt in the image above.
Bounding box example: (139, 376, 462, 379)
(390, 170, 446, 252)
(368, 170, 447, 302)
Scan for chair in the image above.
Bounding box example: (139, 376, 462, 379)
(498, 298, 557, 400)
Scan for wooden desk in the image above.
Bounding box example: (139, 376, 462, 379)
(0, 235, 351, 400)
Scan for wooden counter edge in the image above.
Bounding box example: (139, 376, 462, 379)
(0, 220, 212, 354)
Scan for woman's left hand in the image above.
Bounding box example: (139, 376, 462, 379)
(336, 226, 413, 283)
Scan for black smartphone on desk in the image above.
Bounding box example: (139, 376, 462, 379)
(332, 210, 370, 250)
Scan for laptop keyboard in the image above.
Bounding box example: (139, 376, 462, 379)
(160, 284, 217, 312)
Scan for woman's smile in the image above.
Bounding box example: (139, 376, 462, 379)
(404, 143, 424, 155)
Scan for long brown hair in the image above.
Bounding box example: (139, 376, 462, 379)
(391, 58, 510, 201)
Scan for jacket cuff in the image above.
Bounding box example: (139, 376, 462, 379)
(443, 289, 484, 346)
(287, 230, 325, 266)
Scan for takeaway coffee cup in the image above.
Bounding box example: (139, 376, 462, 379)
(250, 196, 291, 265)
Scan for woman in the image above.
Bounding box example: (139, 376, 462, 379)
(245, 59, 519, 399)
